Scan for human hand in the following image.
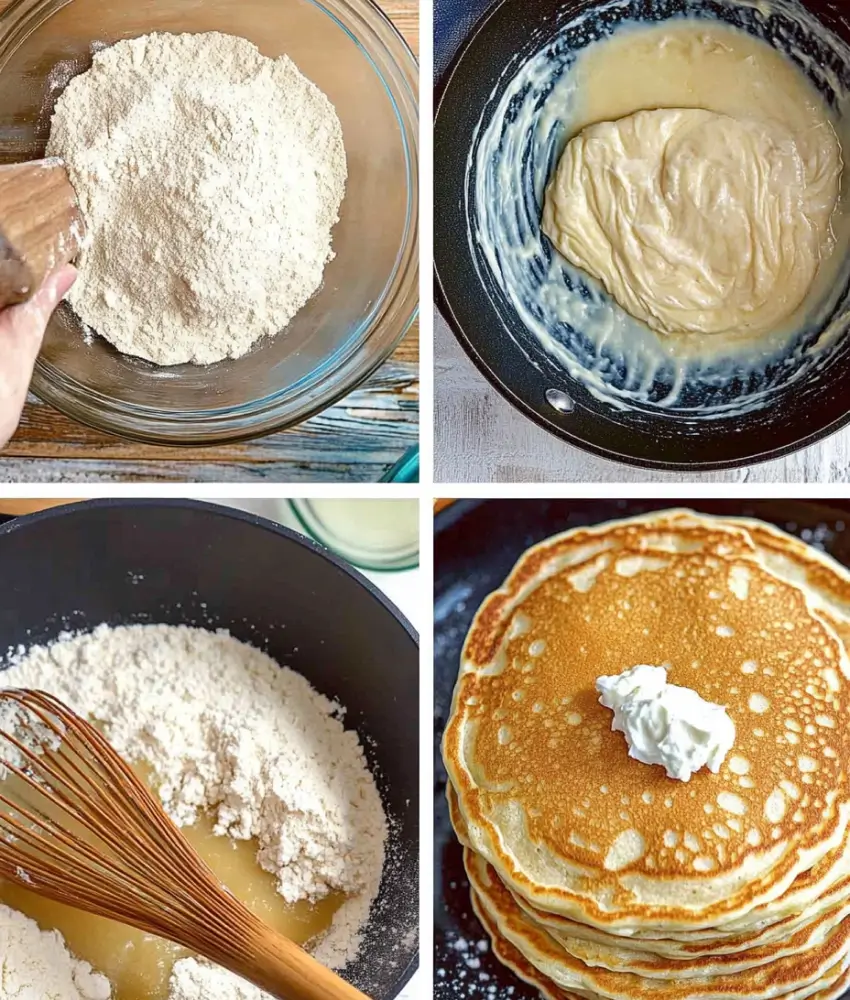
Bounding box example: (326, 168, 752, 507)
(0, 264, 77, 449)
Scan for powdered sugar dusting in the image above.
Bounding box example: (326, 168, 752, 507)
(436, 929, 513, 998)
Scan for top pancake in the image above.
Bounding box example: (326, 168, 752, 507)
(443, 511, 850, 933)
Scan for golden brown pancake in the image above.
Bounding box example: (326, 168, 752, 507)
(442, 511, 850, 997)
(466, 849, 850, 1000)
(469, 860, 850, 1000)
(448, 778, 850, 968)
(445, 516, 850, 929)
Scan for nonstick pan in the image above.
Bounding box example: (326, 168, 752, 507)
(434, 0, 850, 472)
(0, 498, 419, 999)
(434, 498, 850, 998)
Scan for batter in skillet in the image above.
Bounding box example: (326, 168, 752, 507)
(542, 21, 844, 342)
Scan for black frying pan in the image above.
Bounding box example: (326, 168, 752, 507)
(435, 0, 850, 471)
(434, 499, 850, 997)
(0, 499, 419, 1000)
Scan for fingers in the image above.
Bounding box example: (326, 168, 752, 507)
(8, 263, 78, 341)
(1, 263, 77, 361)
(0, 264, 78, 449)
(33, 263, 78, 323)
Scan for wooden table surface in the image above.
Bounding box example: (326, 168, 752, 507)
(0, 1, 418, 484)
(436, 311, 850, 484)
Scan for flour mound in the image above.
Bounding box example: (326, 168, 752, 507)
(47, 32, 347, 365)
(0, 905, 111, 999)
(169, 959, 267, 1000)
(3, 623, 387, 995)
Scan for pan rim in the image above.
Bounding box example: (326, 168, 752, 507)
(0, 498, 419, 646)
(433, 0, 850, 474)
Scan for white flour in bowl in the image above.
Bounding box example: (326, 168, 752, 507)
(0, 623, 387, 998)
(46, 32, 347, 366)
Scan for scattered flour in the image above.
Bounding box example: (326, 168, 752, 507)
(168, 959, 268, 1000)
(0, 904, 111, 1000)
(46, 32, 347, 366)
(0, 623, 387, 998)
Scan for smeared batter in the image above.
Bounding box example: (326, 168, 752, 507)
(543, 108, 841, 338)
(471, 3, 850, 417)
(543, 23, 842, 340)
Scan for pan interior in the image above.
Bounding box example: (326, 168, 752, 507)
(435, 0, 850, 469)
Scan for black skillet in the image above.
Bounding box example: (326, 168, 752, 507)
(0, 499, 419, 1000)
(435, 0, 850, 471)
(434, 499, 850, 997)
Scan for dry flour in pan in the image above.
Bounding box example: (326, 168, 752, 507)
(0, 623, 387, 999)
(0, 905, 110, 999)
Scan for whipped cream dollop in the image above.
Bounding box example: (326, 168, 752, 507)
(596, 665, 736, 782)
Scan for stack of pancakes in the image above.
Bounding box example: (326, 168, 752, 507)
(442, 510, 850, 999)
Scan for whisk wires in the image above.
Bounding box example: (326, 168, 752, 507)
(0, 688, 370, 1000)
(0, 689, 267, 958)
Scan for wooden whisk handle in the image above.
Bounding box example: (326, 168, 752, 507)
(215, 915, 372, 1000)
(0, 157, 84, 309)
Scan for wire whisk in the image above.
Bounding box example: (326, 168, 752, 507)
(0, 688, 370, 1000)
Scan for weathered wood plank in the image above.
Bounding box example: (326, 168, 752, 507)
(8, 359, 416, 454)
(392, 325, 418, 364)
(380, 0, 420, 53)
(3, 362, 416, 481)
(0, 458, 402, 484)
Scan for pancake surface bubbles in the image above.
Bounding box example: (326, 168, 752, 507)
(442, 510, 850, 999)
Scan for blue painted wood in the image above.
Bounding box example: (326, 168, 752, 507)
(2, 358, 418, 483)
(0, 458, 400, 483)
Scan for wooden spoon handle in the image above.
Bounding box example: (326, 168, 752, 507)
(0, 157, 85, 309)
(232, 924, 372, 1000)
(197, 903, 372, 1000)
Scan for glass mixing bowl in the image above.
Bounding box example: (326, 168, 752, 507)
(0, 0, 418, 444)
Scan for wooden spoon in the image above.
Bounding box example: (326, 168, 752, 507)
(0, 158, 84, 309)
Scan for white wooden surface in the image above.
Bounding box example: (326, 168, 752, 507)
(435, 311, 850, 483)
(399, 974, 422, 998)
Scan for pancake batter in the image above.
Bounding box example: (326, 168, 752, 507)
(471, 3, 850, 416)
(542, 23, 843, 341)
